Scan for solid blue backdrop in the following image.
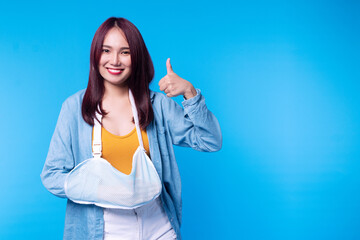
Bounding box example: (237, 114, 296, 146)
(1, 0, 359, 239)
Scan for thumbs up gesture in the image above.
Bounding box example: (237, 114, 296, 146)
(159, 58, 197, 99)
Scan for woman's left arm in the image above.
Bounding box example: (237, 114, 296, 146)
(158, 58, 222, 152)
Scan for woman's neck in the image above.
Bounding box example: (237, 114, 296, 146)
(102, 81, 129, 105)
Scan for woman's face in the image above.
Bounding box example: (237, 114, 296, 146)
(99, 27, 131, 87)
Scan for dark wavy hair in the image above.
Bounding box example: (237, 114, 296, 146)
(81, 17, 154, 129)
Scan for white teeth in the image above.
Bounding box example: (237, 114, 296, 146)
(108, 68, 122, 73)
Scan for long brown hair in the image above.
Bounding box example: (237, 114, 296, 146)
(81, 17, 154, 129)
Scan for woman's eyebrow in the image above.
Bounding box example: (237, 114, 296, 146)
(102, 45, 130, 50)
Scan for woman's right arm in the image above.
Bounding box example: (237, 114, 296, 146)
(40, 100, 75, 198)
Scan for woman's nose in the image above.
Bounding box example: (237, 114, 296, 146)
(111, 53, 121, 66)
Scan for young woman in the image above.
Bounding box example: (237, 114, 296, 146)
(41, 17, 222, 240)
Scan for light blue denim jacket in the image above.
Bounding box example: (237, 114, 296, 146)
(40, 88, 222, 240)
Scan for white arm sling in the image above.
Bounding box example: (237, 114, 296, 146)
(64, 89, 162, 209)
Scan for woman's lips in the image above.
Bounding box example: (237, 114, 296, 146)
(107, 68, 123, 75)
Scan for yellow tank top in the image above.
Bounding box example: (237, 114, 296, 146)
(92, 126, 150, 175)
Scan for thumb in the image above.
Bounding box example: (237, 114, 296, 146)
(166, 58, 173, 74)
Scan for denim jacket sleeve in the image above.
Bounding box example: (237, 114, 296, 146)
(40, 99, 75, 198)
(161, 89, 222, 152)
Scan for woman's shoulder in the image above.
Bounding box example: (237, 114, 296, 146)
(63, 89, 86, 106)
(59, 89, 86, 116)
(149, 90, 175, 106)
(149, 90, 174, 112)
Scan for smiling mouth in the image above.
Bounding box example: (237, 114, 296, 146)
(107, 68, 124, 75)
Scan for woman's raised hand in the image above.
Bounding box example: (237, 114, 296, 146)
(159, 58, 197, 99)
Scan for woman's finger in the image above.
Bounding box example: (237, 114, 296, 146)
(159, 79, 167, 91)
(166, 58, 174, 75)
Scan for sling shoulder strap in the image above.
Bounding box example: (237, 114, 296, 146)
(92, 89, 145, 158)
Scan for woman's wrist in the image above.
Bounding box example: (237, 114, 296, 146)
(183, 85, 197, 100)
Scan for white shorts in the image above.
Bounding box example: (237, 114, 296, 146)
(103, 197, 177, 240)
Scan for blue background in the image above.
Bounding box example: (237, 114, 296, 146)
(1, 0, 359, 239)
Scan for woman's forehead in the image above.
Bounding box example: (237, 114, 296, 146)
(103, 27, 129, 47)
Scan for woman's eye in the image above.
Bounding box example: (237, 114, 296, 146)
(122, 51, 130, 55)
(102, 49, 110, 53)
